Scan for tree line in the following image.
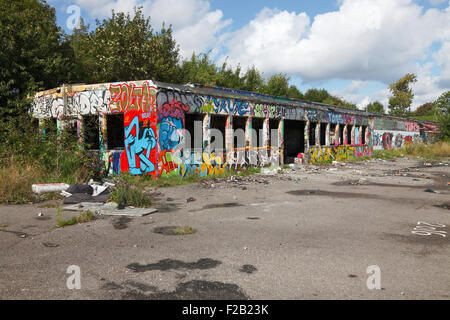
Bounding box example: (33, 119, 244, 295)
(0, 0, 448, 140)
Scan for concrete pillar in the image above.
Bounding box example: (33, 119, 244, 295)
(202, 113, 211, 154)
(304, 120, 310, 153)
(359, 126, 363, 145)
(334, 124, 340, 146)
(278, 119, 284, 165)
(351, 125, 355, 145)
(343, 125, 348, 145)
(262, 118, 270, 150)
(245, 117, 252, 149)
(225, 115, 233, 163)
(99, 113, 107, 153)
(325, 123, 330, 146)
(315, 122, 320, 146)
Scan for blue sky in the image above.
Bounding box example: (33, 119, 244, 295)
(49, 0, 450, 110)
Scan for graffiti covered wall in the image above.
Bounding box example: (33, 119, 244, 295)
(32, 80, 439, 176)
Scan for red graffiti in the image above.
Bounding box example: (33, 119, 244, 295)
(109, 81, 156, 113)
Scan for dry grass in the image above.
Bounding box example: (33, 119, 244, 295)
(0, 160, 42, 204)
(174, 226, 197, 235)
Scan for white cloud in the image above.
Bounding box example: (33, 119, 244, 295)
(222, 0, 450, 83)
(74, 0, 231, 59)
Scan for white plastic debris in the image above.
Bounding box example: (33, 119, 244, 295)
(32, 183, 70, 195)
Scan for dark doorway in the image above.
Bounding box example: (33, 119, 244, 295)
(252, 118, 265, 149)
(107, 114, 124, 150)
(347, 125, 352, 145)
(283, 119, 305, 163)
(362, 126, 367, 144)
(309, 122, 317, 146)
(185, 113, 203, 151)
(269, 119, 279, 148)
(83, 115, 99, 150)
(320, 123, 327, 146)
(339, 125, 344, 145)
(210, 115, 227, 153)
(233, 116, 247, 149)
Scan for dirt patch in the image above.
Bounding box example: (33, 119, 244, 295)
(287, 189, 381, 199)
(127, 258, 221, 272)
(239, 264, 257, 274)
(101, 281, 123, 290)
(112, 216, 132, 230)
(191, 202, 244, 212)
(0, 229, 28, 238)
(42, 242, 59, 248)
(382, 231, 449, 248)
(153, 225, 196, 235)
(122, 280, 249, 300)
(153, 203, 180, 213)
(124, 280, 158, 292)
(34, 216, 51, 221)
(433, 203, 450, 210)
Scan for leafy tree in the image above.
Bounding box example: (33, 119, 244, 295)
(149, 23, 181, 83)
(433, 91, 450, 141)
(242, 66, 264, 92)
(433, 90, 450, 115)
(0, 0, 70, 117)
(366, 101, 385, 113)
(216, 61, 244, 89)
(264, 73, 290, 97)
(388, 73, 417, 117)
(67, 18, 94, 84)
(180, 52, 219, 86)
(87, 8, 180, 84)
(414, 102, 434, 116)
(304, 88, 330, 103)
(287, 85, 304, 100)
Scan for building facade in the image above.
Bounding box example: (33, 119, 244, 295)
(31, 80, 439, 177)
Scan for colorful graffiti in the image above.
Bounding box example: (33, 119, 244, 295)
(309, 145, 370, 163)
(109, 81, 157, 114)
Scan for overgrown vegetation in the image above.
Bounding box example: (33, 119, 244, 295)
(0, 117, 106, 204)
(371, 141, 450, 160)
(55, 205, 96, 228)
(110, 184, 153, 208)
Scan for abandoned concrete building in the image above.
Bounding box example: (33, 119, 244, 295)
(31, 80, 439, 177)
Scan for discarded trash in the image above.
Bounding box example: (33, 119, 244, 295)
(424, 189, 440, 194)
(187, 197, 196, 203)
(38, 213, 44, 217)
(32, 183, 70, 195)
(433, 203, 450, 210)
(63, 202, 157, 217)
(166, 197, 174, 202)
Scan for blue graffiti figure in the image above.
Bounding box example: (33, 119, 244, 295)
(124, 116, 157, 175)
(159, 117, 181, 151)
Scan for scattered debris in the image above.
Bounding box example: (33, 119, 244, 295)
(42, 242, 59, 248)
(166, 197, 174, 202)
(239, 265, 257, 274)
(32, 183, 70, 195)
(425, 189, 440, 194)
(186, 197, 196, 203)
(38, 213, 44, 217)
(433, 203, 450, 210)
(63, 202, 157, 217)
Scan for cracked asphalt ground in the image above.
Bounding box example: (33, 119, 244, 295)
(0, 158, 449, 300)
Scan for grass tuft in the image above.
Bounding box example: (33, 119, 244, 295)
(174, 226, 197, 235)
(56, 205, 96, 228)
